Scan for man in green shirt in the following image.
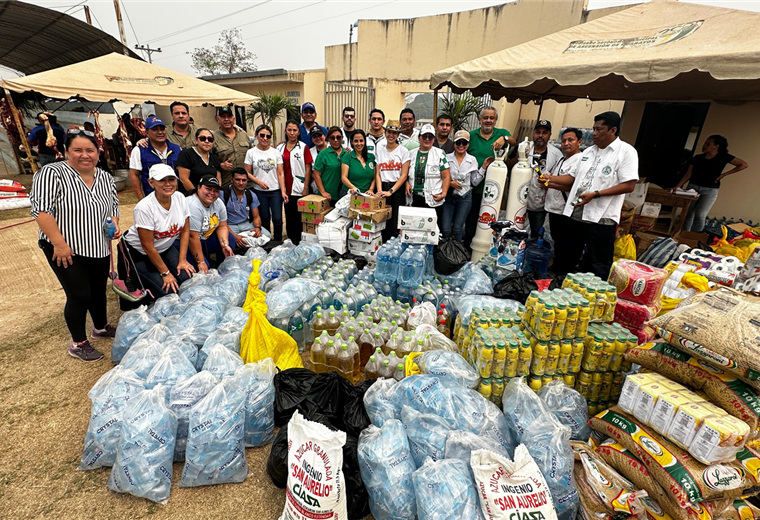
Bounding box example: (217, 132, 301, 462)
(166, 101, 197, 149)
(212, 106, 252, 188)
(464, 106, 517, 248)
(313, 128, 346, 203)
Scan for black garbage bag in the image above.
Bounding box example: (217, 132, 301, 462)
(434, 238, 470, 275)
(340, 379, 375, 437)
(329, 251, 367, 271)
(343, 434, 371, 520)
(305, 371, 353, 423)
(273, 368, 319, 427)
(492, 267, 563, 302)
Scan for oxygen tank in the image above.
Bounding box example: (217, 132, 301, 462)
(505, 137, 532, 230)
(470, 149, 510, 262)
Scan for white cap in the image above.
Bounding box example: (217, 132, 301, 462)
(149, 163, 177, 181)
(419, 123, 435, 136)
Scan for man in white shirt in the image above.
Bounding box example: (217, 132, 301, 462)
(548, 112, 638, 277)
(397, 108, 420, 151)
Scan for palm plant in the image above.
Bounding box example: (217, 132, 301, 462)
(438, 92, 486, 132)
(247, 92, 300, 142)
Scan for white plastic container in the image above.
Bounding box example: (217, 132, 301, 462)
(505, 137, 532, 231)
(470, 153, 509, 262)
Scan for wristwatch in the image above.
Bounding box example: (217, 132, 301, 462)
(594, 191, 600, 199)
(389, 187, 394, 194)
(160, 270, 170, 277)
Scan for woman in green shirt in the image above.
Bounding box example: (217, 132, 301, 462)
(313, 126, 345, 204)
(341, 129, 376, 195)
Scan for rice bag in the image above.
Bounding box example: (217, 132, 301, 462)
(608, 259, 668, 306)
(169, 371, 218, 461)
(416, 350, 479, 389)
(412, 458, 482, 520)
(201, 343, 244, 379)
(538, 380, 590, 441)
(234, 359, 277, 447)
(614, 298, 662, 329)
(401, 405, 452, 468)
(111, 306, 158, 363)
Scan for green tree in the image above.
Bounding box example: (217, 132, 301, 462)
(247, 92, 300, 143)
(439, 92, 485, 131)
(191, 29, 257, 75)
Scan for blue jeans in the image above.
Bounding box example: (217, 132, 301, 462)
(253, 189, 283, 241)
(683, 185, 720, 233)
(178, 232, 236, 270)
(527, 210, 547, 239)
(441, 190, 472, 243)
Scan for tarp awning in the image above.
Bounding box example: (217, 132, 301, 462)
(430, 1, 760, 103)
(2, 53, 259, 107)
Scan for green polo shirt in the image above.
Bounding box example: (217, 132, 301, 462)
(341, 151, 376, 193)
(314, 147, 345, 200)
(468, 127, 511, 194)
(167, 123, 197, 149)
(212, 128, 252, 187)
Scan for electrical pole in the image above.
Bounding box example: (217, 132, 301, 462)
(112, 0, 129, 56)
(84, 5, 92, 25)
(135, 44, 162, 64)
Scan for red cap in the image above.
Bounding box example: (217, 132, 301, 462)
(412, 298, 417, 302)
(440, 319, 446, 324)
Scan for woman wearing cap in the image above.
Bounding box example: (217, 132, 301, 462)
(375, 120, 410, 241)
(442, 130, 481, 243)
(408, 124, 450, 221)
(120, 164, 195, 304)
(186, 174, 235, 271)
(175, 128, 223, 195)
(244, 124, 287, 241)
(313, 126, 346, 205)
(30, 130, 120, 362)
(277, 120, 313, 245)
(341, 129, 376, 196)
(309, 126, 328, 193)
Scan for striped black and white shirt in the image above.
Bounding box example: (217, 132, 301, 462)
(30, 162, 119, 258)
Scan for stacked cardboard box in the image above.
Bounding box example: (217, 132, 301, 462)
(347, 194, 391, 259)
(398, 207, 440, 245)
(297, 195, 330, 235)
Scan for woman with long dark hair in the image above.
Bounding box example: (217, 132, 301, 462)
(341, 129, 376, 195)
(243, 124, 287, 240)
(675, 135, 748, 232)
(175, 127, 222, 194)
(276, 120, 312, 244)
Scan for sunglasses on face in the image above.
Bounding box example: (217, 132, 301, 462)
(420, 134, 435, 140)
(455, 140, 469, 147)
(343, 114, 356, 119)
(328, 135, 342, 141)
(197, 135, 214, 143)
(67, 129, 95, 137)
(258, 133, 271, 139)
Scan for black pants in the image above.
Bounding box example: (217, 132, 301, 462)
(562, 219, 617, 279)
(284, 195, 302, 245)
(464, 191, 483, 249)
(548, 212, 575, 276)
(381, 181, 405, 242)
(40, 240, 110, 343)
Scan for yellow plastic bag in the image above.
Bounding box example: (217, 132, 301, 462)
(404, 351, 423, 377)
(681, 272, 711, 293)
(239, 259, 303, 369)
(658, 297, 682, 316)
(613, 234, 637, 262)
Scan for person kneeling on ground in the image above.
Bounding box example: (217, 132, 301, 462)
(119, 164, 195, 309)
(221, 167, 268, 252)
(184, 174, 235, 271)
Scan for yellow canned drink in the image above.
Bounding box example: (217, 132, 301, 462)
(478, 378, 492, 400)
(517, 340, 532, 377)
(563, 374, 576, 387)
(569, 340, 584, 374)
(600, 372, 614, 402)
(589, 372, 603, 402)
(545, 341, 560, 376)
(558, 340, 573, 375)
(581, 335, 604, 372)
(575, 371, 592, 398)
(528, 375, 543, 392)
(531, 341, 548, 376)
(491, 341, 507, 379)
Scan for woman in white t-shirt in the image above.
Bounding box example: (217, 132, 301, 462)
(120, 163, 195, 299)
(243, 124, 287, 240)
(374, 120, 410, 241)
(276, 120, 312, 245)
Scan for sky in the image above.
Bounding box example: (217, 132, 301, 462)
(5, 0, 760, 79)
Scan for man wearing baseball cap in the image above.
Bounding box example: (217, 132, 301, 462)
(408, 123, 450, 221)
(129, 115, 181, 201)
(185, 173, 235, 271)
(213, 105, 251, 187)
(308, 125, 329, 193)
(299, 102, 328, 148)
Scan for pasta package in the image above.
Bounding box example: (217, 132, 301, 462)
(614, 298, 662, 329)
(608, 260, 669, 307)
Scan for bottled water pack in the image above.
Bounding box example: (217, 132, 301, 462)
(363, 377, 398, 427)
(538, 380, 590, 441)
(416, 350, 479, 389)
(444, 429, 509, 465)
(201, 343, 244, 380)
(120, 339, 165, 379)
(501, 377, 549, 440)
(412, 458, 483, 520)
(111, 306, 158, 363)
(401, 405, 451, 468)
(169, 371, 218, 461)
(162, 334, 199, 369)
(145, 346, 197, 391)
(234, 359, 276, 447)
(214, 269, 249, 307)
(148, 293, 183, 320)
(198, 328, 241, 369)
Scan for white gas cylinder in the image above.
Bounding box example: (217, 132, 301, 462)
(470, 151, 509, 262)
(505, 137, 532, 230)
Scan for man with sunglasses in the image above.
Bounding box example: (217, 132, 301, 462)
(299, 102, 327, 148)
(408, 124, 450, 221)
(129, 115, 181, 201)
(340, 106, 360, 151)
(213, 106, 252, 188)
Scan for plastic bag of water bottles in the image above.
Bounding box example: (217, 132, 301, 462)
(79, 365, 146, 470)
(179, 283, 216, 303)
(213, 269, 249, 307)
(202, 343, 244, 379)
(178, 375, 249, 487)
(520, 412, 578, 520)
(234, 359, 276, 447)
(177, 270, 214, 294)
(198, 328, 241, 369)
(135, 321, 172, 347)
(407, 301, 437, 328)
(217, 254, 252, 276)
(218, 306, 249, 330)
(265, 278, 323, 319)
(363, 377, 398, 426)
(169, 371, 218, 461)
(162, 334, 198, 369)
(454, 295, 520, 328)
(245, 245, 268, 262)
(412, 457, 483, 520)
(108, 385, 177, 504)
(444, 429, 509, 464)
(145, 346, 197, 390)
(148, 293, 183, 320)
(358, 419, 416, 520)
(416, 351, 478, 388)
(461, 264, 494, 295)
(160, 314, 182, 332)
(444, 383, 514, 456)
(401, 405, 452, 468)
(501, 377, 549, 440)
(112, 306, 157, 363)
(120, 339, 165, 379)
(538, 380, 590, 441)
(415, 324, 458, 352)
(283, 242, 325, 271)
(389, 375, 457, 424)
(176, 296, 228, 346)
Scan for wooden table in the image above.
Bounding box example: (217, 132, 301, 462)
(645, 187, 700, 235)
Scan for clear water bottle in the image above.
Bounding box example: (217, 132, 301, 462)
(288, 311, 305, 352)
(104, 217, 117, 239)
(398, 246, 422, 287)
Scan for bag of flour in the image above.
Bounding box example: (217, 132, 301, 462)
(278, 410, 347, 520)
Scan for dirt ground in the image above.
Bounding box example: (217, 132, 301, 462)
(0, 179, 373, 519)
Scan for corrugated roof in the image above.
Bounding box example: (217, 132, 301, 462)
(0, 0, 140, 75)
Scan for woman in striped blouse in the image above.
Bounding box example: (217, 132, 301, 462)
(30, 130, 120, 362)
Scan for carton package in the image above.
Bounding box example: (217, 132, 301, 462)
(624, 182, 649, 213)
(348, 236, 381, 253)
(316, 217, 351, 254)
(677, 231, 709, 249)
(301, 232, 319, 243)
(640, 202, 662, 218)
(297, 194, 330, 214)
(398, 206, 437, 232)
(400, 227, 440, 245)
(352, 219, 386, 233)
(348, 228, 382, 244)
(350, 193, 386, 211)
(303, 223, 317, 235)
(301, 208, 331, 224)
(348, 206, 391, 224)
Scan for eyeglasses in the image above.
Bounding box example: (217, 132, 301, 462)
(454, 140, 469, 147)
(343, 114, 356, 119)
(420, 134, 435, 140)
(67, 129, 95, 137)
(197, 135, 214, 143)
(328, 135, 342, 141)
(258, 133, 272, 139)
(313, 134, 325, 139)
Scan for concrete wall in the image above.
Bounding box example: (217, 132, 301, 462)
(325, 43, 358, 82)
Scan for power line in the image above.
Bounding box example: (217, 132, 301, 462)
(143, 1, 271, 45)
(89, 5, 104, 31)
(120, 0, 140, 44)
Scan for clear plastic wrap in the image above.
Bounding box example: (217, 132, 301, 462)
(501, 376, 549, 440)
(401, 405, 452, 468)
(111, 306, 157, 363)
(414, 324, 458, 352)
(145, 346, 197, 390)
(177, 269, 215, 294)
(233, 359, 276, 447)
(412, 458, 482, 520)
(416, 350, 479, 388)
(176, 296, 228, 346)
(265, 278, 323, 319)
(119, 339, 165, 379)
(363, 377, 398, 427)
(201, 343, 244, 379)
(538, 380, 590, 441)
(79, 366, 145, 470)
(162, 334, 198, 369)
(461, 264, 494, 295)
(245, 246, 268, 262)
(407, 301, 437, 328)
(218, 306, 249, 330)
(453, 295, 520, 328)
(444, 429, 509, 464)
(283, 242, 326, 271)
(217, 255, 252, 276)
(178, 283, 215, 303)
(213, 269, 249, 307)
(148, 293, 182, 320)
(198, 328, 241, 369)
(169, 371, 218, 462)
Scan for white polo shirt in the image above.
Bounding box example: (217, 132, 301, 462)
(562, 138, 639, 224)
(526, 142, 563, 212)
(545, 152, 582, 215)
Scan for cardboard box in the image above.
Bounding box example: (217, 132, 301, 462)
(351, 193, 386, 211)
(398, 206, 437, 231)
(303, 223, 317, 234)
(400, 227, 440, 245)
(640, 202, 662, 218)
(301, 208, 331, 224)
(316, 217, 351, 254)
(348, 206, 392, 223)
(348, 237, 382, 253)
(348, 228, 382, 244)
(301, 231, 319, 243)
(678, 231, 708, 249)
(634, 229, 670, 256)
(625, 181, 649, 213)
(631, 215, 657, 231)
(297, 194, 330, 213)
(353, 219, 386, 233)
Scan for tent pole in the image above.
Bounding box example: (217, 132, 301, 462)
(536, 98, 544, 121)
(433, 88, 439, 119)
(3, 88, 38, 174)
